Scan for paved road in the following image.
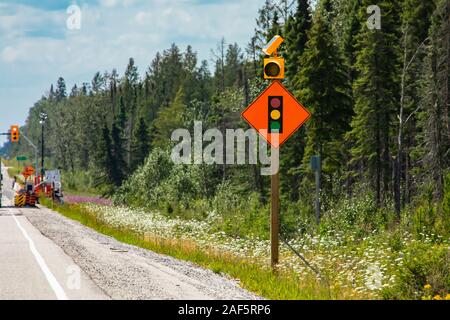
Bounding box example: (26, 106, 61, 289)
(1, 164, 258, 300)
(0, 164, 108, 300)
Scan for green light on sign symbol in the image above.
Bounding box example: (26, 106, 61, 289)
(268, 96, 283, 133)
(270, 122, 281, 131)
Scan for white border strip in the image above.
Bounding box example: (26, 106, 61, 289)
(12, 212, 68, 300)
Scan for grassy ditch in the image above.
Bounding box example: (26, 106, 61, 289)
(39, 197, 337, 300)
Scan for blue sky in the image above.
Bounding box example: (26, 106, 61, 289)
(0, 0, 263, 144)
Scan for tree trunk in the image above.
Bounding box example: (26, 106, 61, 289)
(376, 119, 381, 208)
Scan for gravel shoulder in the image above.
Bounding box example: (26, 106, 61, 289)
(21, 205, 260, 300)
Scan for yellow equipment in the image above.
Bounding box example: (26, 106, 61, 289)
(13, 183, 37, 207)
(264, 57, 285, 80)
(263, 36, 285, 80)
(14, 193, 26, 207)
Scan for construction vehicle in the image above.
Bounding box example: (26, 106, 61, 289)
(6, 163, 64, 208)
(11, 165, 38, 207)
(42, 169, 64, 204)
(32, 169, 64, 204)
(13, 178, 37, 207)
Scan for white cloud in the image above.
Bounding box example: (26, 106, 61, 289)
(99, 0, 118, 7)
(0, 0, 264, 143)
(0, 4, 65, 39)
(99, 0, 136, 8)
(1, 46, 18, 63)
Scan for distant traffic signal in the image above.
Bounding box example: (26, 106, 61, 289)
(264, 57, 285, 80)
(268, 96, 283, 133)
(10, 125, 19, 143)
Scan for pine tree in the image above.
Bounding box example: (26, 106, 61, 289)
(94, 121, 126, 188)
(212, 38, 226, 92)
(196, 60, 213, 102)
(348, 0, 401, 207)
(394, 0, 435, 212)
(70, 85, 78, 97)
(224, 43, 244, 88)
(296, 0, 353, 191)
(280, 0, 311, 201)
(123, 58, 140, 167)
(414, 0, 449, 200)
(160, 44, 184, 105)
(96, 124, 114, 186)
(152, 87, 187, 148)
(181, 45, 199, 102)
(110, 69, 118, 115)
(339, 0, 360, 80)
(91, 72, 104, 94)
(125, 58, 139, 87)
(254, 0, 276, 51)
(80, 83, 88, 96)
(110, 122, 127, 186)
(55, 77, 67, 102)
(268, 10, 282, 40)
(49, 84, 55, 100)
(131, 117, 151, 170)
(285, 0, 311, 82)
(246, 36, 260, 78)
(118, 96, 127, 132)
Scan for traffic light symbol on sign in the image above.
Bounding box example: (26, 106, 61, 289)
(11, 125, 19, 143)
(268, 96, 283, 133)
(241, 80, 310, 147)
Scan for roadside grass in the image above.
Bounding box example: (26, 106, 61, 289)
(2, 160, 27, 184)
(7, 167, 22, 178)
(40, 197, 342, 300)
(7, 168, 25, 184)
(2, 158, 23, 168)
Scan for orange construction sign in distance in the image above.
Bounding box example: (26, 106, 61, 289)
(22, 166, 35, 179)
(241, 80, 311, 148)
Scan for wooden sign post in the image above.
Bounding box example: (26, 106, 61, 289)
(241, 36, 311, 270)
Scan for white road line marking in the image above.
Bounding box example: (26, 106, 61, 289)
(11, 209, 68, 300)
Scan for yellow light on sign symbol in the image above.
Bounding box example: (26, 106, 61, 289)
(271, 110, 281, 120)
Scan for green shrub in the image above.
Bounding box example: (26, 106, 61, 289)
(382, 243, 450, 300)
(211, 183, 269, 239)
(406, 174, 450, 239)
(212, 180, 241, 215)
(280, 201, 315, 237)
(318, 194, 386, 236)
(387, 229, 406, 252)
(114, 148, 203, 211)
(441, 172, 450, 235)
(62, 170, 98, 195)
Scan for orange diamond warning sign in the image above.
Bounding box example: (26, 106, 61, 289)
(241, 80, 310, 147)
(22, 166, 35, 179)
